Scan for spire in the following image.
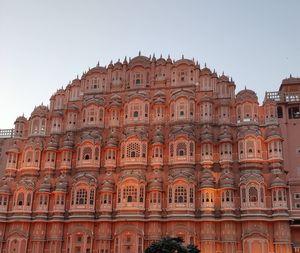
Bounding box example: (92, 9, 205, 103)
(138, 50, 141, 56)
(205, 62, 207, 67)
(182, 54, 184, 59)
(97, 61, 99, 67)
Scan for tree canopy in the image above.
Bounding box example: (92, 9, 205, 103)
(145, 237, 200, 253)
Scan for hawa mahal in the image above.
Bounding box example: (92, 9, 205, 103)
(0, 53, 300, 253)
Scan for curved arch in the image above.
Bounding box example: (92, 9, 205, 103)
(114, 224, 144, 237)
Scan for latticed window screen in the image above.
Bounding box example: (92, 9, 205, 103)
(99, 108, 104, 122)
(249, 187, 258, 202)
(176, 142, 187, 156)
(242, 188, 246, 203)
(260, 187, 264, 202)
(174, 186, 187, 203)
(17, 192, 24, 206)
(170, 144, 174, 157)
(102, 193, 112, 204)
(126, 143, 140, 158)
(246, 140, 255, 156)
(82, 147, 92, 160)
(189, 188, 194, 203)
(90, 189, 95, 205)
(139, 187, 144, 202)
(25, 151, 33, 163)
(189, 142, 194, 156)
(169, 188, 172, 203)
(123, 186, 137, 202)
(142, 143, 147, 158)
(56, 195, 64, 205)
(76, 189, 87, 205)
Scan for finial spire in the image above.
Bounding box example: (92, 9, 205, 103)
(97, 61, 99, 67)
(182, 54, 184, 59)
(138, 50, 141, 56)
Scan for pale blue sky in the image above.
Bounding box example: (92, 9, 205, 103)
(0, 0, 299, 128)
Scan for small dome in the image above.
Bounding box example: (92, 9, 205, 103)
(148, 178, 163, 190)
(61, 135, 74, 149)
(55, 175, 68, 192)
(101, 180, 114, 191)
(128, 54, 151, 68)
(46, 138, 59, 151)
(86, 64, 107, 75)
(236, 89, 258, 103)
(113, 60, 123, 70)
(219, 74, 229, 82)
(200, 126, 213, 143)
(107, 134, 118, 147)
(152, 128, 164, 144)
(14, 115, 27, 123)
(6, 142, 20, 154)
(265, 127, 282, 139)
(156, 56, 166, 66)
(201, 64, 212, 75)
(173, 58, 194, 67)
(219, 170, 235, 188)
(270, 175, 286, 188)
(218, 127, 232, 142)
(31, 104, 49, 117)
(0, 184, 10, 194)
(39, 180, 51, 193)
(200, 170, 215, 188)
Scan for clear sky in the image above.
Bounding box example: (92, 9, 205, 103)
(0, 0, 299, 128)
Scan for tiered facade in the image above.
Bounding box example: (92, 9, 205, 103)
(0, 54, 293, 253)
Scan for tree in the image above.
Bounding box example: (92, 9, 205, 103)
(187, 244, 201, 253)
(145, 237, 200, 253)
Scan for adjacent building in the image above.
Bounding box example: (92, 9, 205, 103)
(0, 54, 297, 253)
(266, 76, 300, 252)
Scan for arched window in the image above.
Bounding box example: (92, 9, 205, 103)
(123, 186, 137, 202)
(25, 151, 33, 163)
(174, 186, 187, 203)
(17, 192, 24, 206)
(249, 187, 258, 202)
(277, 106, 283, 118)
(242, 188, 246, 203)
(26, 193, 31, 206)
(176, 142, 187, 156)
(82, 147, 92, 160)
(76, 189, 88, 205)
(99, 108, 104, 122)
(170, 144, 174, 157)
(127, 142, 140, 158)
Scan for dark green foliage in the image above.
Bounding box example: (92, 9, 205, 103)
(186, 244, 200, 253)
(145, 237, 200, 253)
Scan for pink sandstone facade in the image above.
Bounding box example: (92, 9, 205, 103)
(0, 54, 298, 253)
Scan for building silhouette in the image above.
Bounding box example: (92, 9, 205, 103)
(0, 54, 299, 253)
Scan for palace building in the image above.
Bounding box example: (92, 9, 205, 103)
(0, 53, 298, 253)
